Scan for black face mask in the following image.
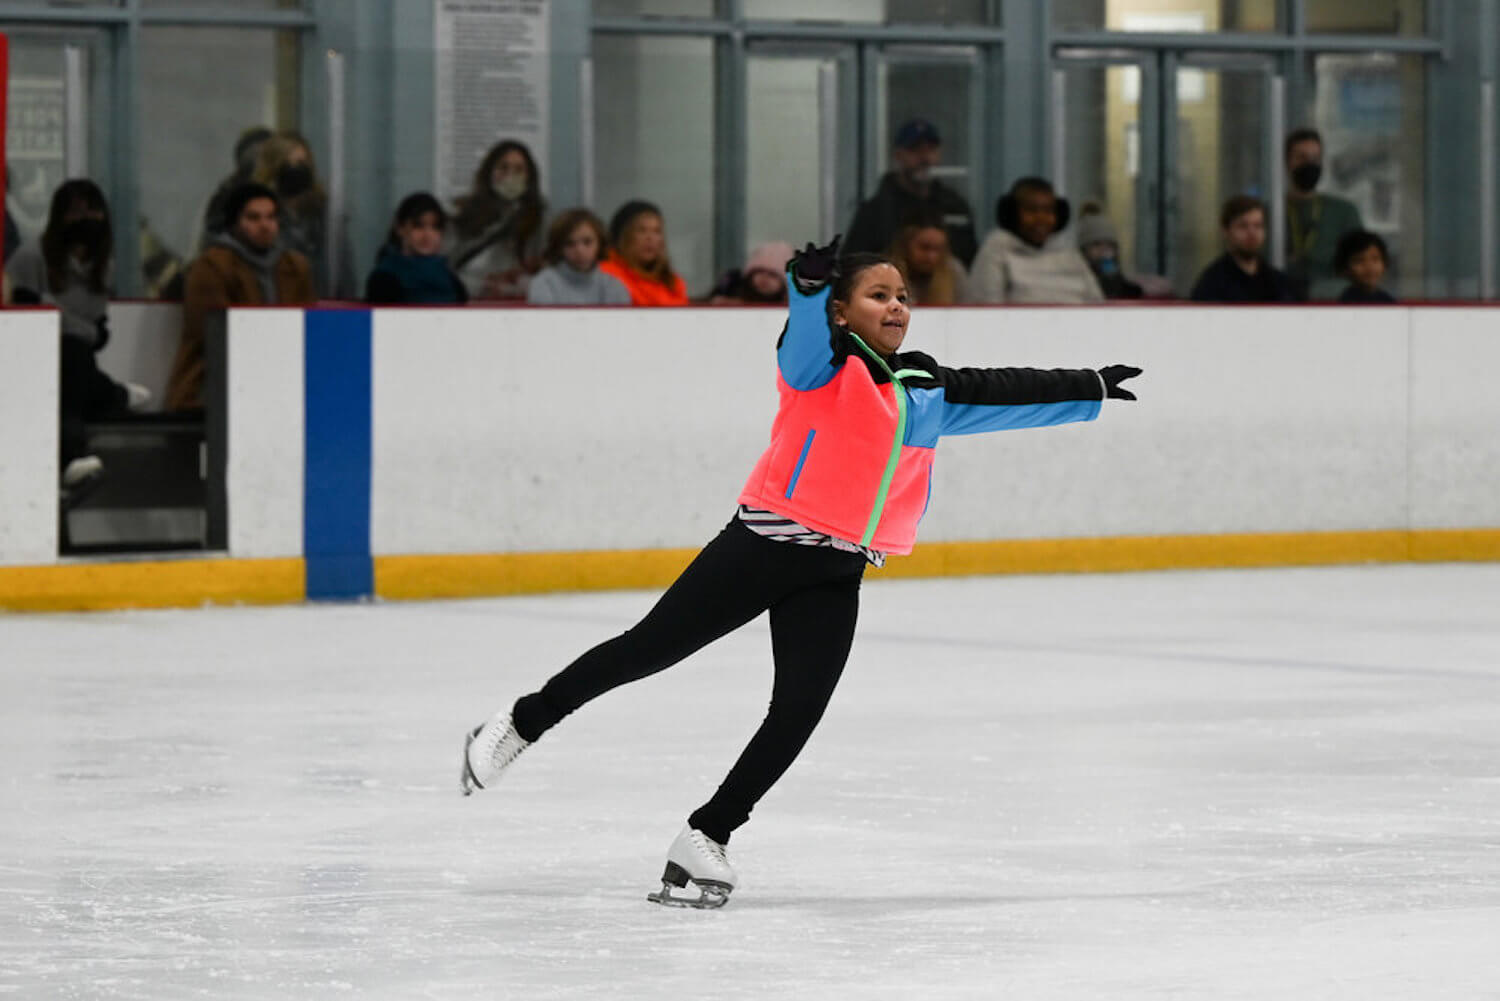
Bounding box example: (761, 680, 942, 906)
(61, 217, 108, 250)
(277, 163, 314, 198)
(1291, 163, 1322, 192)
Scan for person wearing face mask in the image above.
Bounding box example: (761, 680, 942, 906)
(7, 179, 151, 500)
(1284, 127, 1364, 301)
(969, 177, 1105, 304)
(249, 131, 349, 298)
(365, 193, 467, 305)
(450, 140, 547, 301)
(842, 118, 978, 267)
(1074, 207, 1143, 300)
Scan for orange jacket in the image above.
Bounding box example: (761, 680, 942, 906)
(598, 252, 688, 306)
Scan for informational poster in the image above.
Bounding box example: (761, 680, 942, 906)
(433, 0, 550, 201)
(5, 75, 66, 236)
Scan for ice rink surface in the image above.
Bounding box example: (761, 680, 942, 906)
(3, 563, 1500, 1000)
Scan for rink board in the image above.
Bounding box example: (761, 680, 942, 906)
(2, 304, 1500, 610)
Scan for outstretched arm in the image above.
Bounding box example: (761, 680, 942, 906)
(936, 363, 1141, 434)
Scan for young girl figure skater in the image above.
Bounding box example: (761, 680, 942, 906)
(461, 237, 1142, 908)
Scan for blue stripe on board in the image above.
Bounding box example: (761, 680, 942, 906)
(304, 309, 373, 600)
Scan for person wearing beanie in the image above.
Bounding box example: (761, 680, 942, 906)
(707, 241, 794, 305)
(1075, 208, 1143, 300)
(598, 199, 688, 306)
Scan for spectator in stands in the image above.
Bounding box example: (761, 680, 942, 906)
(706, 241, 793, 305)
(1074, 205, 1143, 300)
(164, 182, 315, 411)
(6, 179, 149, 497)
(970, 177, 1104, 304)
(599, 200, 689, 306)
(365, 192, 467, 304)
(250, 131, 347, 297)
(843, 118, 978, 267)
(1334, 229, 1396, 304)
(1284, 127, 1363, 301)
(197, 126, 272, 251)
(1190, 195, 1297, 303)
(887, 213, 967, 305)
(450, 139, 546, 301)
(527, 208, 631, 306)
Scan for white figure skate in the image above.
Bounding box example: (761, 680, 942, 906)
(460, 711, 530, 796)
(646, 825, 738, 909)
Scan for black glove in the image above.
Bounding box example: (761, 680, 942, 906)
(790, 235, 841, 295)
(1099, 364, 1141, 401)
(94, 316, 111, 352)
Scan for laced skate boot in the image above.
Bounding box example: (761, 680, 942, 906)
(646, 825, 737, 909)
(460, 711, 530, 796)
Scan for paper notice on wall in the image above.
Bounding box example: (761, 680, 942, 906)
(434, 0, 549, 201)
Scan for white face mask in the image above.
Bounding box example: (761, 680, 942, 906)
(492, 175, 526, 201)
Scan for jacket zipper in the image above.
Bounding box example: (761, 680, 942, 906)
(848, 334, 929, 548)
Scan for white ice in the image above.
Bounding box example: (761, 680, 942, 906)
(3, 564, 1500, 1000)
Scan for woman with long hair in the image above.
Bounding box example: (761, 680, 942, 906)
(597, 199, 688, 306)
(887, 213, 968, 305)
(450, 140, 546, 301)
(5, 179, 148, 497)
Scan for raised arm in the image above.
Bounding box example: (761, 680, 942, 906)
(775, 237, 844, 391)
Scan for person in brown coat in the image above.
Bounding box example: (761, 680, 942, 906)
(164, 182, 315, 411)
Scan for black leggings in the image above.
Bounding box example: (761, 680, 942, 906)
(513, 517, 867, 843)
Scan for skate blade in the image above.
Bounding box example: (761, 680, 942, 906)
(646, 881, 732, 910)
(459, 726, 483, 797)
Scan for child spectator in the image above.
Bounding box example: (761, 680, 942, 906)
(450, 140, 546, 301)
(6, 179, 149, 497)
(1074, 206, 1144, 300)
(165, 182, 315, 411)
(887, 214, 967, 305)
(707, 241, 793, 305)
(365, 193, 467, 304)
(1334, 229, 1396, 304)
(527, 209, 631, 306)
(599, 200, 689, 306)
(969, 177, 1104, 304)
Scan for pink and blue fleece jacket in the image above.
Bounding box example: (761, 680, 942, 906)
(738, 277, 1106, 555)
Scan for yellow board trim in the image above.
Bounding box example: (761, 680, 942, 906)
(0, 558, 304, 613)
(3, 530, 1499, 612)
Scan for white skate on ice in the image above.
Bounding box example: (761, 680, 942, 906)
(460, 710, 530, 796)
(646, 825, 738, 909)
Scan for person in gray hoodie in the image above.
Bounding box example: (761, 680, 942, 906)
(969, 177, 1104, 305)
(526, 208, 631, 306)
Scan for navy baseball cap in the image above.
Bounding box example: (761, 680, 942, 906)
(893, 118, 941, 149)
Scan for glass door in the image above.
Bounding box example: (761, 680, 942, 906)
(745, 43, 857, 252)
(1054, 47, 1280, 293)
(1053, 49, 1159, 281)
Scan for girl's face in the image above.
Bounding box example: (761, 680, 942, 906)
(562, 222, 601, 272)
(905, 226, 948, 278)
(398, 212, 445, 256)
(622, 213, 665, 269)
(1016, 188, 1058, 247)
(1347, 244, 1386, 290)
(833, 263, 910, 356)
